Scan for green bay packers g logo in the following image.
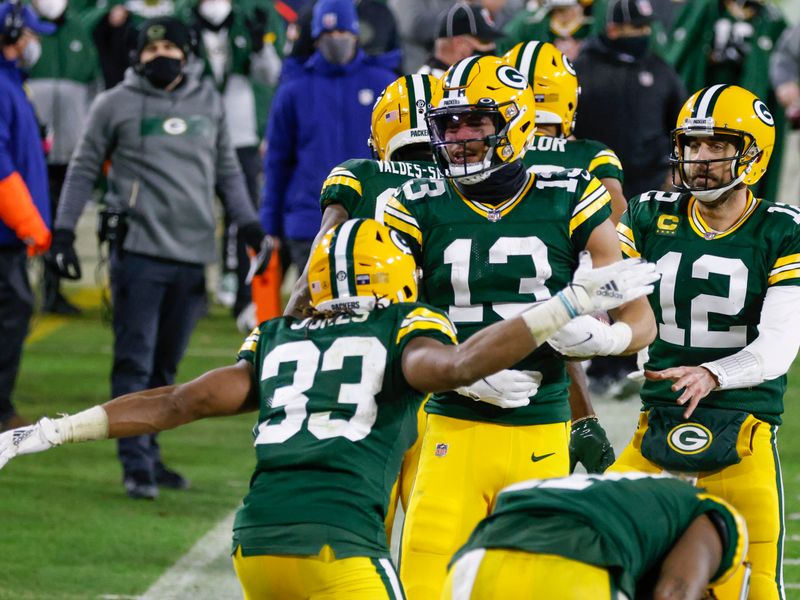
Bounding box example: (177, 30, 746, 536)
(496, 66, 528, 90)
(753, 100, 774, 126)
(163, 118, 188, 135)
(667, 423, 713, 455)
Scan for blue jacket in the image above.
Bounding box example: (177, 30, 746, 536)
(0, 57, 51, 248)
(260, 49, 396, 240)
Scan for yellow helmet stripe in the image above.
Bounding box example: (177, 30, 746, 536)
(329, 219, 363, 299)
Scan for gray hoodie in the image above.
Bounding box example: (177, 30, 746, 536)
(56, 67, 259, 265)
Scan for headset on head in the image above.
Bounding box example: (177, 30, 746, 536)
(1, 0, 25, 46)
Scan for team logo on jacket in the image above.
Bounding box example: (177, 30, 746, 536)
(163, 118, 188, 135)
(667, 423, 713, 455)
(359, 89, 375, 106)
(434, 443, 448, 457)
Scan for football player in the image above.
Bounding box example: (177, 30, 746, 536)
(443, 472, 749, 600)
(283, 73, 440, 318)
(503, 40, 627, 223)
(505, 39, 630, 473)
(609, 84, 800, 600)
(382, 56, 658, 599)
(0, 219, 657, 600)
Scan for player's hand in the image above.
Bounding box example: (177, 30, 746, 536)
(565, 251, 659, 314)
(644, 367, 718, 419)
(456, 369, 542, 409)
(549, 315, 630, 357)
(46, 229, 81, 280)
(0, 418, 62, 470)
(569, 416, 615, 473)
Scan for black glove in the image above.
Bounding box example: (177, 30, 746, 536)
(240, 222, 265, 252)
(46, 229, 82, 280)
(245, 235, 275, 285)
(246, 8, 268, 53)
(569, 416, 615, 474)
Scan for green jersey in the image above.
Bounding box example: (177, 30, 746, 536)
(320, 158, 441, 220)
(453, 472, 746, 599)
(523, 135, 624, 184)
(499, 8, 593, 55)
(619, 191, 800, 423)
(384, 169, 612, 425)
(233, 303, 458, 558)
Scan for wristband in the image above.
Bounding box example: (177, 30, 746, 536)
(521, 295, 574, 343)
(53, 406, 109, 443)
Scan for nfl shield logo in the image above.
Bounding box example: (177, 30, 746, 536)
(487, 210, 501, 223)
(434, 443, 448, 457)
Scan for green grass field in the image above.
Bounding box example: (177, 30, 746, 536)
(1, 298, 800, 599)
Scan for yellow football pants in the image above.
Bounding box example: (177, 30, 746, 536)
(610, 415, 784, 600)
(399, 414, 570, 600)
(232, 545, 405, 599)
(385, 402, 428, 540)
(441, 548, 626, 600)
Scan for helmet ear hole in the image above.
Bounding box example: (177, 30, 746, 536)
(403, 285, 414, 299)
(521, 121, 532, 134)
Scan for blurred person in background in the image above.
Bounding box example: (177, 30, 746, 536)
(49, 17, 265, 500)
(283, 0, 401, 71)
(417, 1, 504, 79)
(28, 0, 101, 315)
(260, 0, 395, 279)
(184, 0, 281, 322)
(770, 23, 800, 199)
(0, 1, 53, 431)
(500, 0, 592, 60)
(664, 0, 787, 200)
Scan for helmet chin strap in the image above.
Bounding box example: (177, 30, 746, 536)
(692, 163, 750, 204)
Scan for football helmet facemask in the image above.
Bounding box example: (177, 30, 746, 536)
(670, 84, 774, 203)
(503, 40, 580, 137)
(427, 56, 536, 183)
(307, 219, 418, 312)
(370, 74, 436, 162)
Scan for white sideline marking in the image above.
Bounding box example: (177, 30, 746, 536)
(785, 559, 800, 566)
(138, 511, 241, 600)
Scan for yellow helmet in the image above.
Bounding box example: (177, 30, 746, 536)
(427, 55, 536, 182)
(307, 219, 418, 312)
(671, 84, 775, 202)
(502, 41, 579, 137)
(370, 74, 436, 162)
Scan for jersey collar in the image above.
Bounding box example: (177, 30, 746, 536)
(449, 173, 535, 222)
(688, 190, 760, 240)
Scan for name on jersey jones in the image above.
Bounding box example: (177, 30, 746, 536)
(290, 311, 370, 330)
(377, 161, 440, 178)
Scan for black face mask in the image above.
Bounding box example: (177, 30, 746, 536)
(602, 33, 650, 60)
(140, 56, 184, 88)
(455, 160, 528, 205)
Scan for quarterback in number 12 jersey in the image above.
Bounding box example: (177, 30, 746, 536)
(232, 303, 457, 558)
(618, 190, 800, 424)
(385, 168, 612, 425)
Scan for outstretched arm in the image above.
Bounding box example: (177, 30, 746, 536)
(0, 362, 257, 469)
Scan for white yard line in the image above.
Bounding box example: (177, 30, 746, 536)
(136, 511, 241, 600)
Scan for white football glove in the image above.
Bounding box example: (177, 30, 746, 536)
(0, 418, 62, 470)
(561, 252, 659, 315)
(549, 315, 632, 358)
(457, 369, 542, 409)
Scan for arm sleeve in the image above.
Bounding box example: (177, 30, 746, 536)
(260, 84, 297, 236)
(702, 286, 800, 389)
(568, 172, 613, 249)
(770, 25, 800, 89)
(56, 93, 114, 231)
(319, 161, 362, 214)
